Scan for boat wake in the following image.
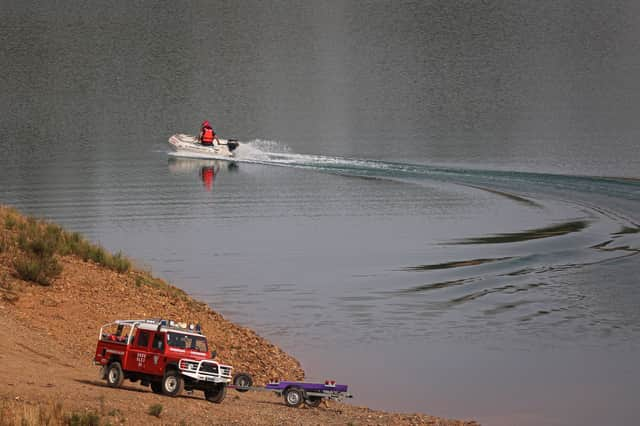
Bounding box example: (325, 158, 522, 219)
(169, 138, 640, 208)
(166, 138, 640, 347)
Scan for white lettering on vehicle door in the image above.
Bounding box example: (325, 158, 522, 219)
(136, 353, 146, 368)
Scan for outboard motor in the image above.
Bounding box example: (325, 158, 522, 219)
(227, 139, 239, 152)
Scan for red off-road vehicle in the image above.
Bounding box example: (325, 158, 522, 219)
(94, 319, 233, 403)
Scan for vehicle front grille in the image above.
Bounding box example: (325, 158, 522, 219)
(200, 363, 218, 374)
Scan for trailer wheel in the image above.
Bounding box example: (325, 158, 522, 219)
(204, 384, 227, 403)
(284, 387, 304, 408)
(106, 362, 124, 388)
(305, 396, 322, 408)
(150, 382, 162, 394)
(162, 370, 183, 396)
(232, 373, 253, 392)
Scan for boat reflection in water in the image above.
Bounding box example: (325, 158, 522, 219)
(200, 165, 218, 191)
(167, 157, 238, 192)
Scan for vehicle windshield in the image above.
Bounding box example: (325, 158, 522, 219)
(167, 332, 208, 352)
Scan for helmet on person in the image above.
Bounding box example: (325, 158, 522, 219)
(202, 120, 210, 128)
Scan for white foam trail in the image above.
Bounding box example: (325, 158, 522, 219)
(229, 139, 395, 172)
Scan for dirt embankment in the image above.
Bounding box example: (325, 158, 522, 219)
(0, 206, 477, 425)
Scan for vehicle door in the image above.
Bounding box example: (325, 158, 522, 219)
(148, 332, 167, 376)
(125, 329, 151, 373)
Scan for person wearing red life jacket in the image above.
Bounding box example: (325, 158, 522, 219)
(199, 120, 219, 146)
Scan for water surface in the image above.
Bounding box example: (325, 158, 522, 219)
(2, 2, 640, 425)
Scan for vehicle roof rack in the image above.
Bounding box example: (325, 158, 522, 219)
(114, 318, 203, 334)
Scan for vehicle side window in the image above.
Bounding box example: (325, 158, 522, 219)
(152, 333, 164, 351)
(101, 323, 130, 343)
(136, 331, 150, 348)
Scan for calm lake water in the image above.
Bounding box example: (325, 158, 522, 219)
(2, 2, 640, 425)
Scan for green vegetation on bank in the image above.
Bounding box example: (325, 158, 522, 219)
(1, 206, 131, 285)
(134, 274, 192, 304)
(147, 403, 163, 418)
(0, 399, 103, 426)
(0, 205, 196, 306)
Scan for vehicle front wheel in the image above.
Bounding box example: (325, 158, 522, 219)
(284, 387, 304, 408)
(161, 370, 183, 397)
(106, 362, 124, 388)
(204, 384, 227, 403)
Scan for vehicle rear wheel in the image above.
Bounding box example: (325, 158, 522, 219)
(284, 387, 304, 408)
(150, 381, 162, 394)
(161, 370, 183, 397)
(98, 365, 107, 380)
(232, 372, 253, 392)
(106, 362, 124, 388)
(204, 384, 227, 403)
(305, 396, 322, 407)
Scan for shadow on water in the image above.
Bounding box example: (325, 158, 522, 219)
(402, 257, 513, 272)
(460, 184, 542, 207)
(391, 278, 472, 294)
(451, 220, 589, 245)
(613, 226, 640, 235)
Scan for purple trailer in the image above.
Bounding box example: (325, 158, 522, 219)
(266, 380, 351, 407)
(230, 373, 352, 408)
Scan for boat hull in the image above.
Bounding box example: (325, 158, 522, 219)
(168, 134, 237, 158)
